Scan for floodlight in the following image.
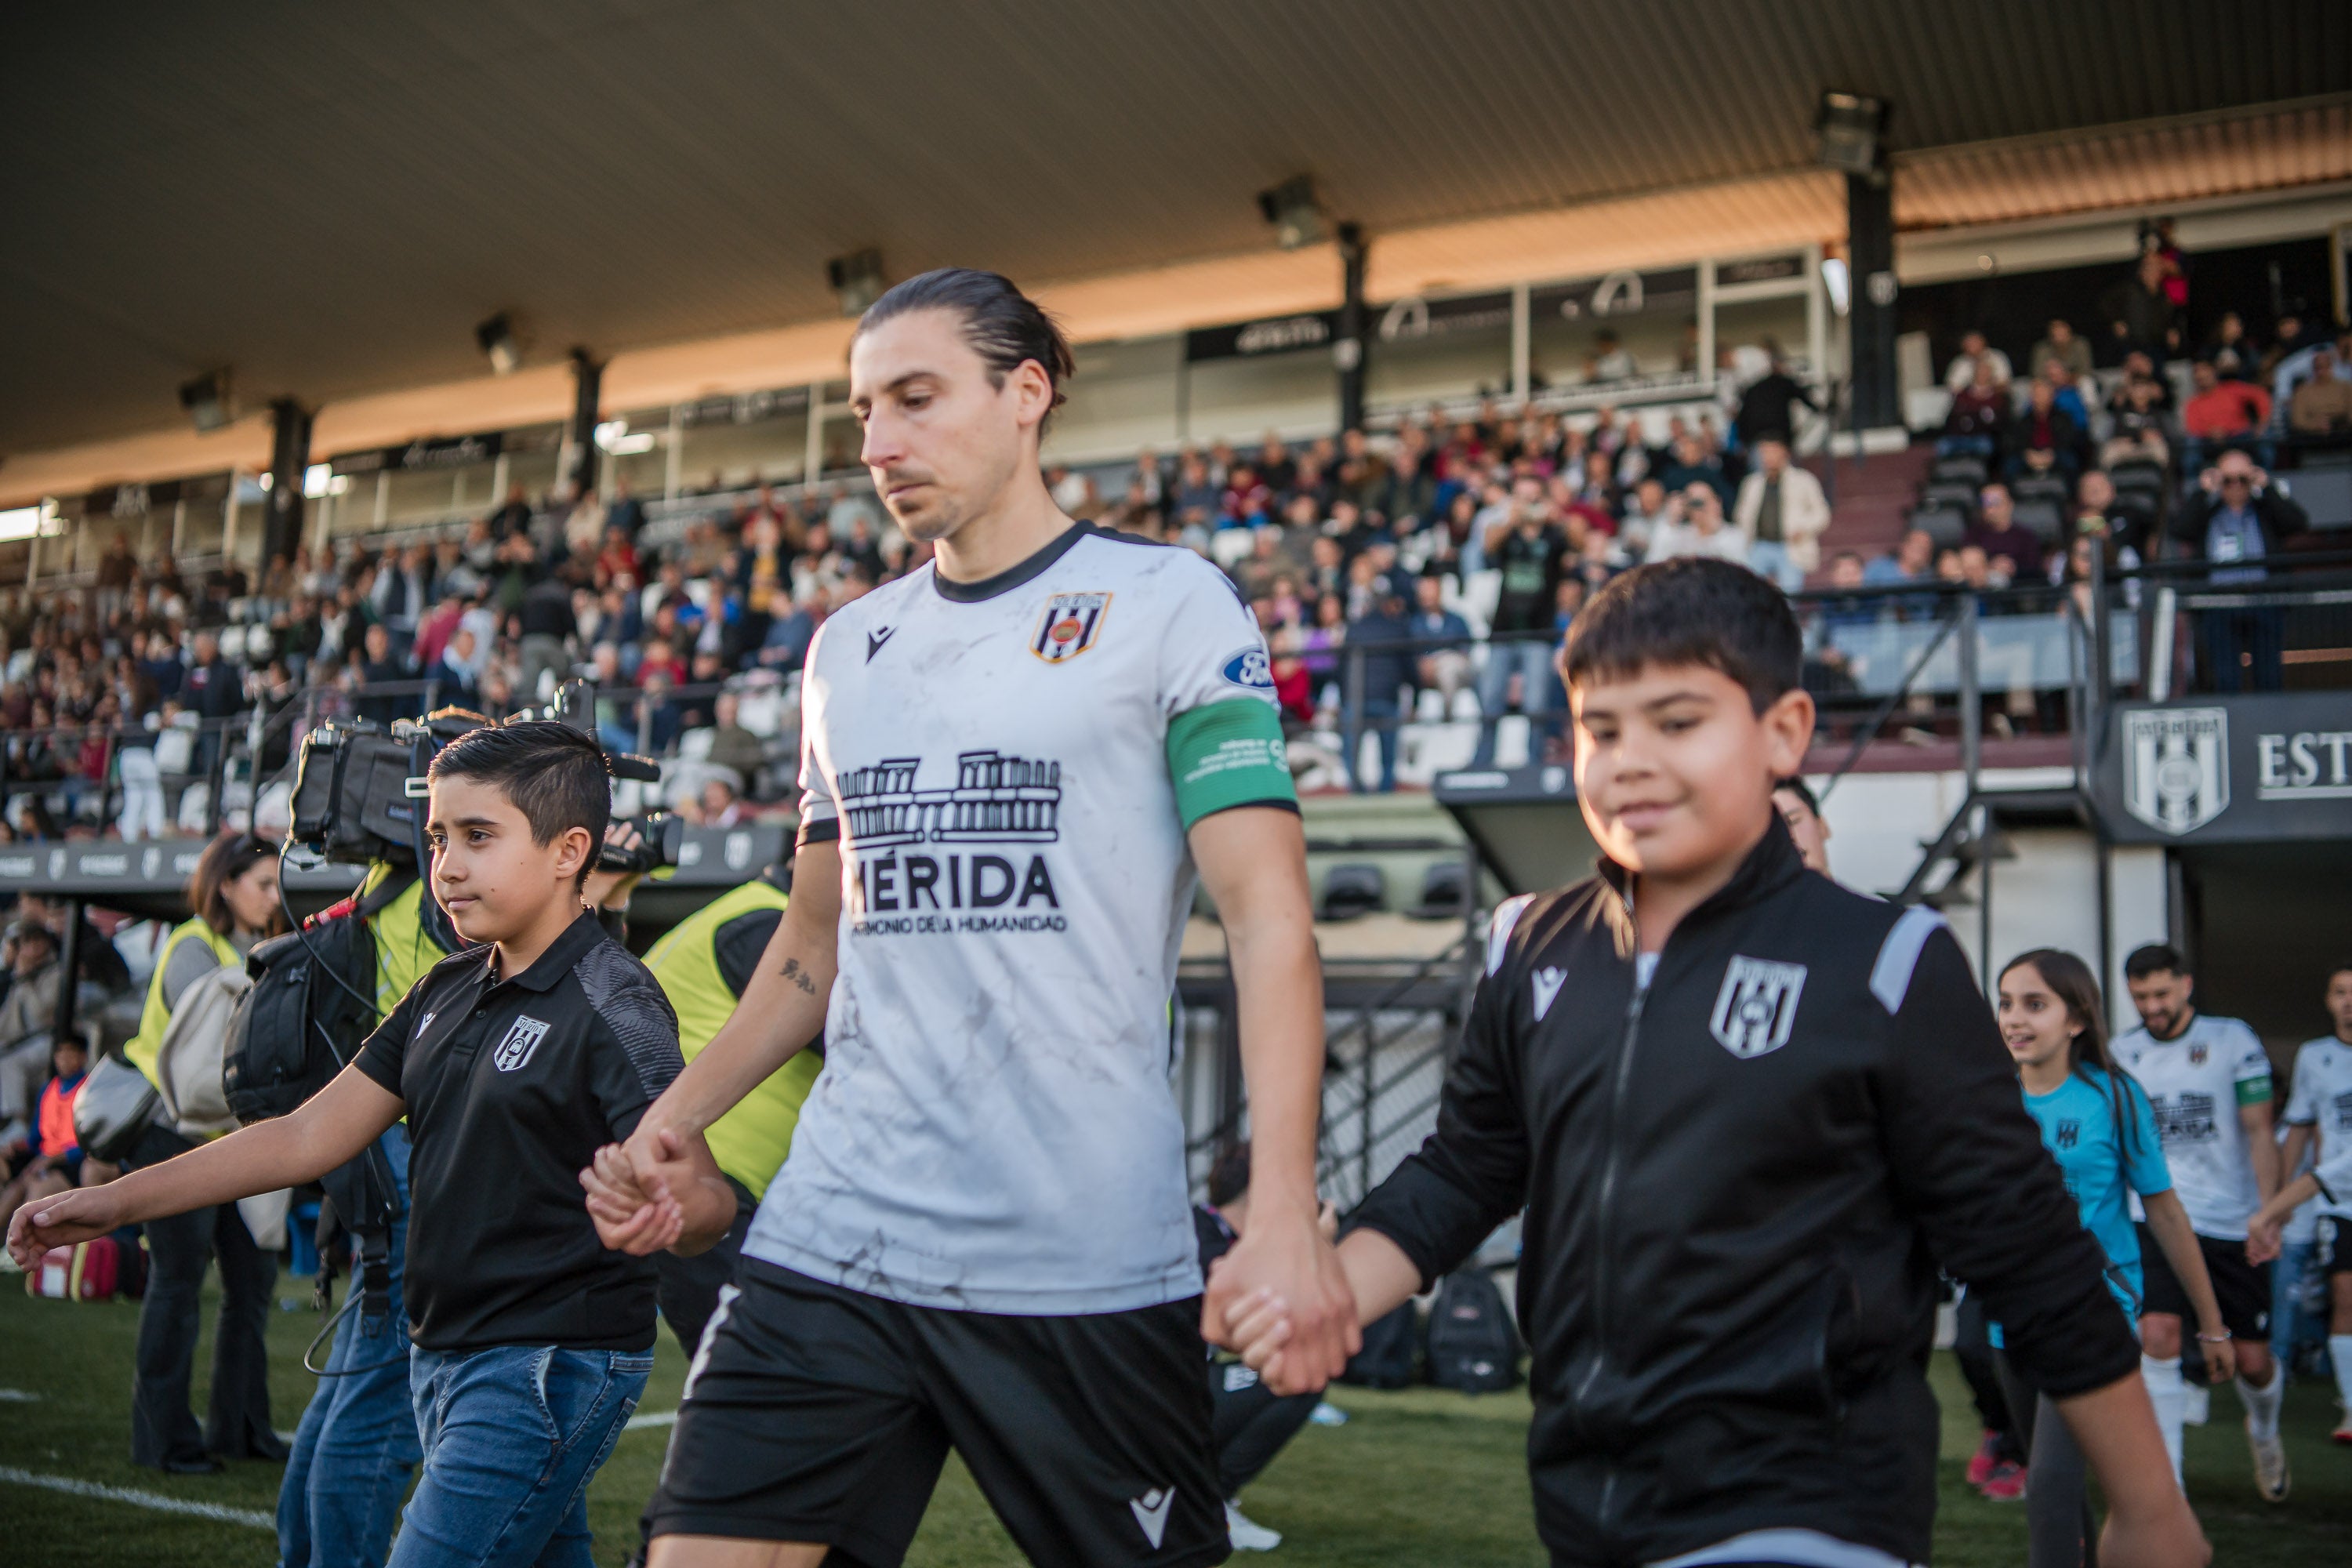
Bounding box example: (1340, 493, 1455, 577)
(1820, 256, 1852, 317)
(476, 312, 523, 376)
(1256, 175, 1327, 251)
(178, 369, 235, 432)
(1814, 91, 1891, 176)
(827, 250, 888, 316)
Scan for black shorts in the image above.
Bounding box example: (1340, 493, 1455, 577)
(2136, 1225, 2270, 1340)
(2323, 1216, 2352, 1276)
(644, 1261, 1229, 1568)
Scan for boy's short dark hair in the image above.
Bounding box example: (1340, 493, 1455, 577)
(2124, 942, 2186, 981)
(1561, 558, 1801, 715)
(428, 720, 610, 887)
(1206, 1144, 1251, 1209)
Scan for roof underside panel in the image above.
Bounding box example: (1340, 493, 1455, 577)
(3, 1, 2347, 452)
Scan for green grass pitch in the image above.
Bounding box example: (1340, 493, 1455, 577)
(1, 1278, 2345, 1564)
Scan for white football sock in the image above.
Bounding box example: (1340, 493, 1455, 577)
(2237, 1361, 2285, 1440)
(2330, 1335, 2352, 1417)
(2143, 1353, 2186, 1484)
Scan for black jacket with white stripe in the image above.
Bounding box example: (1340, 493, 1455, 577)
(1348, 818, 2136, 1567)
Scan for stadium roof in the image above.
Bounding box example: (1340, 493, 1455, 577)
(5, 1, 2349, 470)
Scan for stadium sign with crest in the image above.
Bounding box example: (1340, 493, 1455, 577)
(2098, 696, 2352, 844)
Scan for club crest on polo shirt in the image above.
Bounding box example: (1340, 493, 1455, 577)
(2189, 1042, 2208, 1067)
(1030, 590, 1111, 662)
(493, 1014, 553, 1073)
(1709, 956, 1808, 1059)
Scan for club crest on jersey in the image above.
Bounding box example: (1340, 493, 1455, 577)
(1031, 591, 1111, 663)
(2189, 1043, 2208, 1067)
(493, 1014, 552, 1073)
(1709, 956, 1808, 1059)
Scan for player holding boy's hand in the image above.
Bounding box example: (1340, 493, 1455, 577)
(1214, 559, 2205, 1568)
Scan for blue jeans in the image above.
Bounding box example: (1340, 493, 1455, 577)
(394, 1344, 652, 1568)
(279, 1126, 420, 1568)
(2271, 1238, 2325, 1371)
(1748, 539, 1805, 593)
(1352, 698, 1401, 793)
(1472, 638, 1560, 768)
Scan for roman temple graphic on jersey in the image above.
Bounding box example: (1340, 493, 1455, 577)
(837, 750, 1068, 933)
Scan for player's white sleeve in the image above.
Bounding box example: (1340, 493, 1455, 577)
(1156, 557, 1278, 720)
(2285, 1043, 2321, 1126)
(794, 622, 840, 841)
(2230, 1023, 2274, 1099)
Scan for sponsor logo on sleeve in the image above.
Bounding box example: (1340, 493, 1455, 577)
(1220, 645, 1273, 691)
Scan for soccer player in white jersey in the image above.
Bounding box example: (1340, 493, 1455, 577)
(2114, 942, 2288, 1500)
(586, 269, 1356, 1568)
(2275, 962, 2352, 1443)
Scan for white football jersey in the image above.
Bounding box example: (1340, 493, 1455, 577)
(2113, 1014, 2274, 1238)
(742, 524, 1294, 1313)
(2285, 1036, 2352, 1221)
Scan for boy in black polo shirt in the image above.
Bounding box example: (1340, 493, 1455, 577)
(8, 721, 691, 1568)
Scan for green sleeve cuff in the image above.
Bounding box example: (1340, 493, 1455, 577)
(2236, 1076, 2272, 1107)
(1167, 699, 1298, 830)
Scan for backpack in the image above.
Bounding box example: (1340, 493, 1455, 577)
(25, 1236, 121, 1301)
(223, 873, 410, 1129)
(1425, 1269, 1521, 1394)
(152, 962, 251, 1138)
(1341, 1300, 1421, 1388)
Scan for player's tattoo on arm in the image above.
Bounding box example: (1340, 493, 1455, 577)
(780, 956, 817, 995)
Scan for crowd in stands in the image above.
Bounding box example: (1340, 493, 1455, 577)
(2, 227, 2347, 825)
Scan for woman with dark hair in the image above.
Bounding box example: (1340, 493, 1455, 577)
(119, 831, 289, 1472)
(1991, 948, 2229, 1566)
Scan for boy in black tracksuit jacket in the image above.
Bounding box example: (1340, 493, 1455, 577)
(1211, 560, 2197, 1568)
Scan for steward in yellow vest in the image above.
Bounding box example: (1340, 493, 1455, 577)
(641, 863, 819, 1351)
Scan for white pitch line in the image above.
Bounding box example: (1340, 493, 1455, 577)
(624, 1410, 677, 1430)
(0, 1466, 275, 1530)
(0, 1388, 39, 1402)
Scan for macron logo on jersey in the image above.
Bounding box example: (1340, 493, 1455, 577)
(866, 626, 896, 662)
(1531, 967, 1566, 1021)
(1129, 1486, 1175, 1549)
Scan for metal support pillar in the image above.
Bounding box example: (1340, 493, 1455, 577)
(265, 400, 312, 570)
(1846, 170, 1900, 433)
(1509, 281, 1532, 403)
(804, 382, 826, 486)
(1336, 223, 1368, 434)
(53, 901, 83, 1048)
(565, 350, 604, 501)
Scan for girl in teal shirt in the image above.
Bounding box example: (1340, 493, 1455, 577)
(1994, 949, 2231, 1567)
